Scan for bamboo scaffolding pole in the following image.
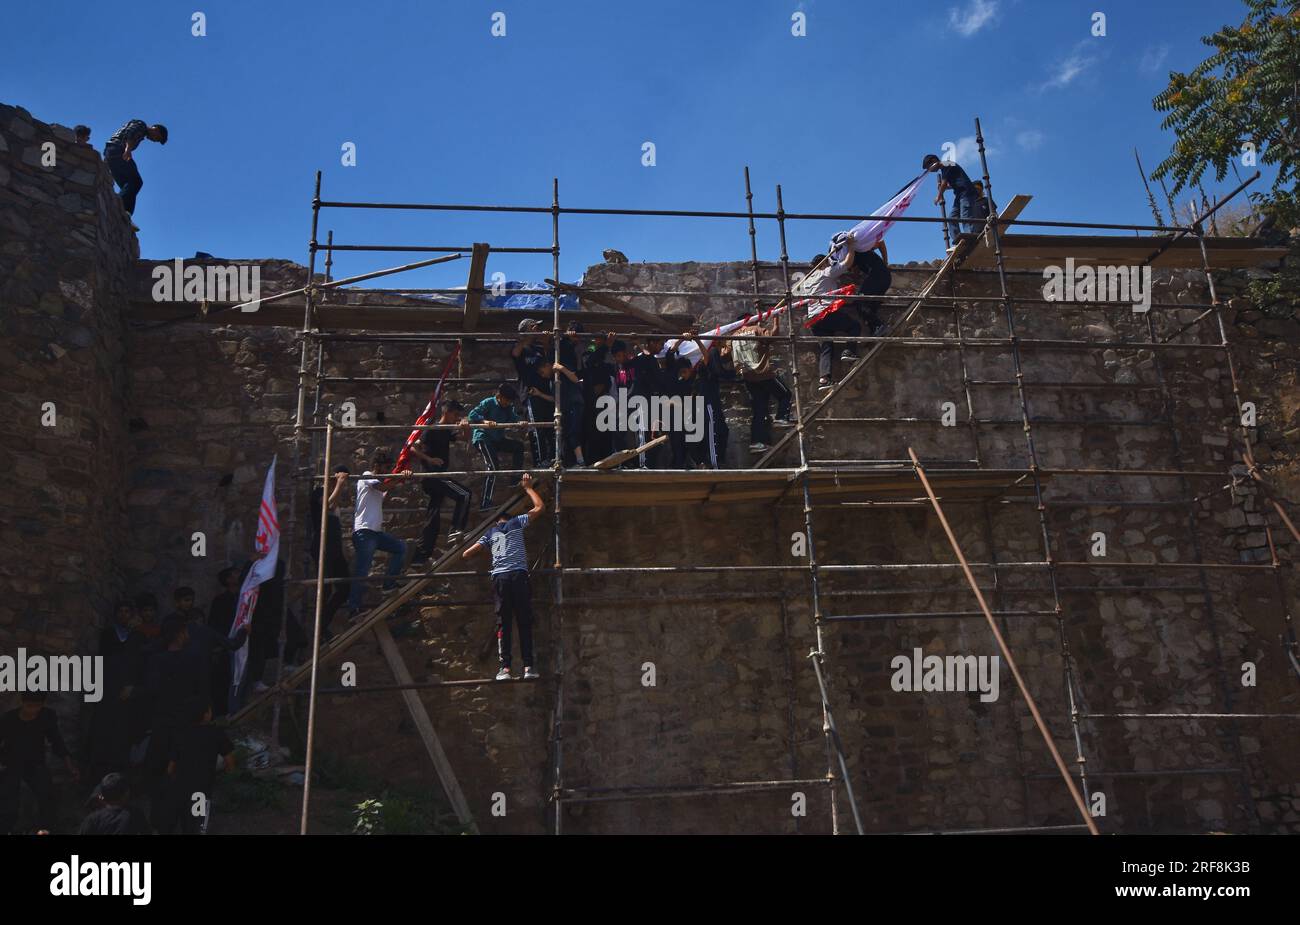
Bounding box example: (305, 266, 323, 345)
(909, 448, 1099, 835)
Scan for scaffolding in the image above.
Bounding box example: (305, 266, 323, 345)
(211, 117, 1300, 835)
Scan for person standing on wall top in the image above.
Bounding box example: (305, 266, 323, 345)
(102, 119, 167, 220)
(462, 473, 545, 681)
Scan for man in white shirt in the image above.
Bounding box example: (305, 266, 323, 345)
(348, 447, 413, 617)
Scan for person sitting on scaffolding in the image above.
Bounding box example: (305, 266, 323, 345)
(461, 472, 546, 681)
(923, 153, 980, 243)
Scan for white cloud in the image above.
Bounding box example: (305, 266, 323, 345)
(1042, 41, 1099, 90)
(1015, 129, 1044, 151)
(947, 0, 999, 38)
(1139, 43, 1170, 74)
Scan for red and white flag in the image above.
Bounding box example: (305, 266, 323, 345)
(230, 456, 279, 690)
(394, 343, 461, 473)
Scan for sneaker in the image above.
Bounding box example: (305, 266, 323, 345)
(446, 530, 463, 545)
(523, 667, 540, 680)
(495, 667, 512, 681)
(749, 442, 768, 453)
(773, 418, 794, 428)
(253, 682, 271, 693)
(840, 350, 859, 362)
(818, 377, 833, 390)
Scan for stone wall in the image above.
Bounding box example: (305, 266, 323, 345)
(119, 247, 1300, 834)
(0, 103, 135, 674)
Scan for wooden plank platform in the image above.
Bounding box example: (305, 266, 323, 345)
(560, 467, 1039, 508)
(129, 299, 694, 333)
(960, 233, 1285, 271)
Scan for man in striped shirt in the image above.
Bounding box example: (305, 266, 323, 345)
(462, 473, 545, 681)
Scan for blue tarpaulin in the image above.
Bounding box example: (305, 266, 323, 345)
(426, 280, 580, 312)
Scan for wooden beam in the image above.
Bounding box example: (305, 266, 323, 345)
(373, 622, 478, 832)
(462, 243, 490, 332)
(591, 434, 669, 470)
(545, 279, 685, 335)
(229, 490, 528, 724)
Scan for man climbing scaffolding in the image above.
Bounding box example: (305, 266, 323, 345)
(462, 473, 546, 681)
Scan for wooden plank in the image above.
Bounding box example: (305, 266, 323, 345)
(229, 490, 528, 724)
(962, 194, 1032, 266)
(589, 434, 669, 470)
(961, 234, 1285, 271)
(546, 279, 686, 335)
(462, 243, 491, 332)
(373, 622, 477, 832)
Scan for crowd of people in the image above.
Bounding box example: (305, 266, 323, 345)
(0, 578, 268, 834)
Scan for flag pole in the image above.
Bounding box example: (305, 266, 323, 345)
(301, 414, 334, 834)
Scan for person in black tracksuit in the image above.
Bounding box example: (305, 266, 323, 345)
(409, 401, 473, 560)
(164, 705, 236, 835)
(557, 322, 589, 466)
(628, 337, 667, 468)
(512, 320, 552, 467)
(581, 334, 617, 463)
(0, 693, 77, 833)
(308, 468, 353, 639)
(672, 337, 729, 469)
(102, 119, 168, 215)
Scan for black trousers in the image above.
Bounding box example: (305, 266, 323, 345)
(492, 571, 534, 669)
(526, 398, 555, 466)
(812, 310, 861, 380)
(0, 761, 55, 833)
(311, 549, 351, 637)
(418, 478, 472, 556)
(745, 377, 793, 444)
(689, 401, 728, 469)
(105, 155, 143, 214)
(476, 439, 524, 510)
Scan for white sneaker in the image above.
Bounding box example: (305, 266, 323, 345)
(495, 667, 512, 681)
(749, 442, 768, 453)
(253, 682, 271, 693)
(773, 418, 794, 428)
(523, 667, 540, 680)
(446, 531, 463, 544)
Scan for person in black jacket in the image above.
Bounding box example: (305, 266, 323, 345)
(78, 772, 151, 835)
(308, 467, 353, 638)
(0, 693, 77, 833)
(409, 402, 473, 562)
(206, 568, 241, 718)
(83, 601, 144, 783)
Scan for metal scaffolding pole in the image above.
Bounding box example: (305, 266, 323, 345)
(974, 119, 1094, 816)
(774, 182, 862, 834)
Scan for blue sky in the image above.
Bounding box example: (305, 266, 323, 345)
(2, 0, 1265, 290)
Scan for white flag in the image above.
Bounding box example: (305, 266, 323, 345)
(229, 456, 279, 693)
